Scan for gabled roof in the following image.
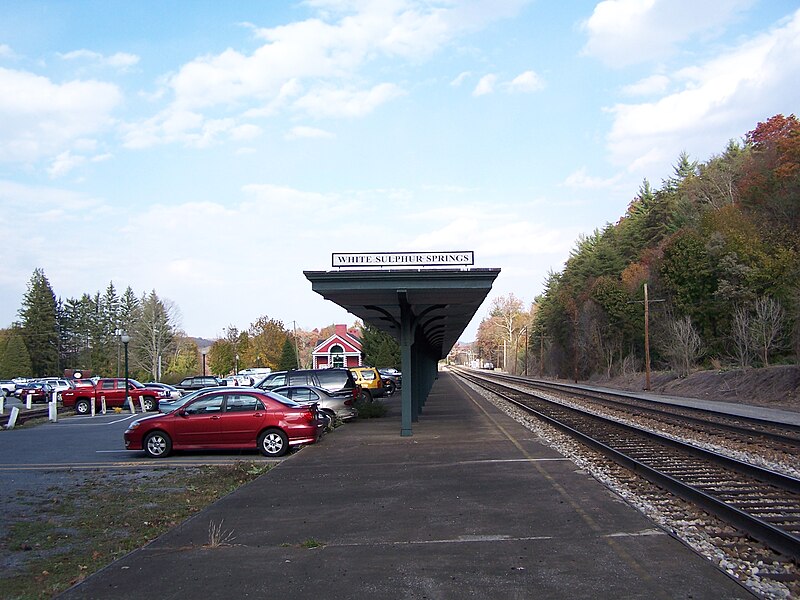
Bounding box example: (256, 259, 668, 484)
(313, 332, 361, 354)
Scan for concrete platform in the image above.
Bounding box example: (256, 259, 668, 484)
(61, 371, 754, 599)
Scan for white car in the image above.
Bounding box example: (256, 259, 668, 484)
(34, 378, 74, 395)
(0, 380, 16, 396)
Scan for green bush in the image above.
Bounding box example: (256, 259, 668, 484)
(356, 401, 388, 418)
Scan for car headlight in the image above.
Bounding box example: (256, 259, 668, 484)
(127, 421, 141, 431)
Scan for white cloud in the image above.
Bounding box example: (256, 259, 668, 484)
(0, 67, 121, 163)
(407, 204, 578, 260)
(0, 44, 17, 59)
(293, 83, 405, 118)
(471, 71, 543, 96)
(473, 73, 496, 96)
(581, 0, 756, 67)
(59, 49, 140, 70)
(121, 107, 262, 149)
(563, 168, 623, 189)
(505, 70, 544, 93)
(606, 8, 800, 175)
(620, 74, 671, 96)
(285, 125, 335, 140)
(450, 71, 471, 86)
(122, 1, 529, 149)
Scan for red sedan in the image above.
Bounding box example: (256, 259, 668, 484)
(124, 388, 322, 458)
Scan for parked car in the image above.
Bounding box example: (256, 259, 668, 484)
(349, 366, 386, 402)
(13, 382, 54, 403)
(33, 378, 74, 395)
(271, 385, 358, 422)
(0, 380, 16, 397)
(124, 387, 323, 458)
(222, 375, 254, 387)
(377, 368, 402, 396)
(257, 368, 359, 401)
(176, 375, 226, 392)
(144, 382, 182, 400)
(60, 378, 160, 414)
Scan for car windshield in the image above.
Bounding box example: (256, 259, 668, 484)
(129, 380, 145, 389)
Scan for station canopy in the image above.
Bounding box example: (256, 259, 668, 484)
(303, 268, 500, 358)
(304, 267, 500, 436)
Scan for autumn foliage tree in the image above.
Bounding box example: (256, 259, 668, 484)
(529, 114, 800, 380)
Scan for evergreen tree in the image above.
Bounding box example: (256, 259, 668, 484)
(361, 323, 401, 368)
(18, 268, 59, 376)
(0, 331, 33, 378)
(278, 338, 299, 370)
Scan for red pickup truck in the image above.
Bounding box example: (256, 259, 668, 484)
(60, 378, 159, 414)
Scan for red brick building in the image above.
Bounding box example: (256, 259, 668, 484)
(312, 324, 362, 369)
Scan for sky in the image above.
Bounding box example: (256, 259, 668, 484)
(1, 0, 799, 343)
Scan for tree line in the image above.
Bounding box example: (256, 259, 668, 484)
(475, 114, 800, 380)
(0, 270, 401, 382)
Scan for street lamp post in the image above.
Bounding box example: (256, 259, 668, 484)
(235, 354, 239, 376)
(121, 333, 130, 407)
(201, 347, 208, 376)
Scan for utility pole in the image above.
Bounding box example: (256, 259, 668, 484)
(630, 283, 665, 391)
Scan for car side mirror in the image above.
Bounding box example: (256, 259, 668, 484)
(177, 409, 187, 417)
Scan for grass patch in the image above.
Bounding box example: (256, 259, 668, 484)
(299, 538, 324, 549)
(0, 461, 270, 599)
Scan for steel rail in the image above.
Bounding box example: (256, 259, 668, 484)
(454, 367, 800, 447)
(453, 368, 800, 562)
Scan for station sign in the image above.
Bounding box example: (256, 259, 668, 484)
(332, 251, 474, 268)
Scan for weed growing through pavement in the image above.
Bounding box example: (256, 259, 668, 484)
(207, 519, 236, 548)
(300, 538, 324, 549)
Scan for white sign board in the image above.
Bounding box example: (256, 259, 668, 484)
(332, 251, 474, 268)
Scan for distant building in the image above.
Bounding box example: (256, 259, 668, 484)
(312, 324, 362, 369)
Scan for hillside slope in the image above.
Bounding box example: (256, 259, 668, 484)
(590, 365, 800, 412)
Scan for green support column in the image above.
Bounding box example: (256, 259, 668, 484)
(400, 293, 414, 437)
(412, 340, 421, 420)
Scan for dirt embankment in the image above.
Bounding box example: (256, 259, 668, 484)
(586, 364, 800, 413)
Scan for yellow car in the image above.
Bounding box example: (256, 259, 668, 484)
(349, 367, 386, 402)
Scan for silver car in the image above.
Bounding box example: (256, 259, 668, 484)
(271, 385, 358, 422)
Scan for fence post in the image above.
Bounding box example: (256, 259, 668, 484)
(6, 406, 19, 429)
(49, 389, 58, 422)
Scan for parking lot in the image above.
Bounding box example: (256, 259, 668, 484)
(0, 409, 287, 540)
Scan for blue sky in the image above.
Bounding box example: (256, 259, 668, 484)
(1, 0, 799, 341)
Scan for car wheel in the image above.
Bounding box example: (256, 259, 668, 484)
(322, 409, 336, 431)
(142, 397, 156, 412)
(384, 380, 396, 396)
(359, 388, 373, 403)
(75, 399, 91, 415)
(258, 429, 289, 457)
(144, 431, 172, 458)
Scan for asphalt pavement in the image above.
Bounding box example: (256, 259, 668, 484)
(57, 371, 754, 599)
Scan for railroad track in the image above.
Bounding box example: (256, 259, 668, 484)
(451, 367, 800, 562)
